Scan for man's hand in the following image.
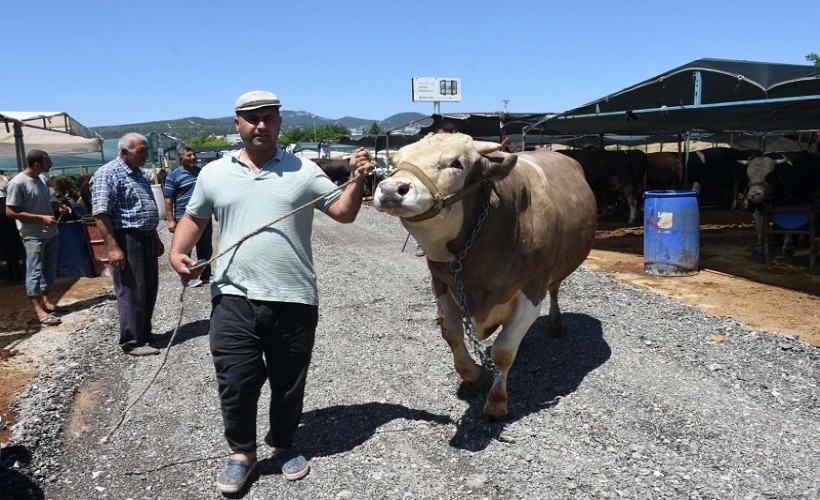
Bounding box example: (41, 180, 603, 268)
(108, 246, 126, 271)
(42, 215, 59, 228)
(169, 252, 202, 280)
(167, 220, 176, 233)
(349, 147, 374, 179)
(155, 234, 165, 257)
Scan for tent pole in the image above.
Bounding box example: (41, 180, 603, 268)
(683, 131, 692, 187)
(13, 121, 26, 172)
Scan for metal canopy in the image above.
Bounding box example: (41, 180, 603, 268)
(531, 58, 820, 136)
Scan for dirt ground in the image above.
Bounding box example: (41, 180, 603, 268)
(590, 208, 820, 346)
(0, 277, 114, 445)
(1, 208, 819, 446)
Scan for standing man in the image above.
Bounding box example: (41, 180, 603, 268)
(90, 133, 164, 356)
(5, 150, 70, 325)
(169, 90, 372, 493)
(164, 146, 212, 287)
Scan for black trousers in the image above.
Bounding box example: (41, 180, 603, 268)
(112, 229, 159, 351)
(209, 295, 318, 454)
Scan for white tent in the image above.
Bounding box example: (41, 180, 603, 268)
(0, 111, 103, 170)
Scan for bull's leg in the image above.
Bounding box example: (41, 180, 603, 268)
(782, 234, 795, 257)
(484, 293, 542, 420)
(624, 185, 638, 224)
(437, 293, 483, 387)
(753, 209, 767, 257)
(547, 285, 566, 338)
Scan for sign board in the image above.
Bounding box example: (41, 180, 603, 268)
(411, 77, 462, 102)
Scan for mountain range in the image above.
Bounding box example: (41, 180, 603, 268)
(90, 111, 428, 141)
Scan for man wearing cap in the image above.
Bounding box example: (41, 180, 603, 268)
(169, 90, 373, 493)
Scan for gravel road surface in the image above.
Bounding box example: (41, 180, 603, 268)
(2, 206, 818, 499)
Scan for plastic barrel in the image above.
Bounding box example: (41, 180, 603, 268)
(151, 184, 166, 220)
(57, 222, 94, 278)
(644, 190, 700, 276)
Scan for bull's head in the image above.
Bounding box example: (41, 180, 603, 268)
(374, 133, 516, 221)
(739, 155, 788, 204)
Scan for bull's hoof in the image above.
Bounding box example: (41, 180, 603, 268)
(549, 322, 567, 338)
(481, 405, 509, 422)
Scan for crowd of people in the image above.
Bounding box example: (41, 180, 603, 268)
(2, 89, 375, 493)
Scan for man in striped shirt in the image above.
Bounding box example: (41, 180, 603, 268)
(164, 146, 212, 286)
(90, 133, 164, 357)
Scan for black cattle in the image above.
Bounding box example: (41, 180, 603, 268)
(740, 151, 820, 257)
(558, 148, 648, 223)
(645, 152, 681, 191)
(684, 147, 759, 209)
(315, 159, 350, 185)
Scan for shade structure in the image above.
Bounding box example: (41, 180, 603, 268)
(532, 58, 820, 136)
(0, 111, 103, 171)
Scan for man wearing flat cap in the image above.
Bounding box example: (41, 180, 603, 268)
(169, 90, 373, 493)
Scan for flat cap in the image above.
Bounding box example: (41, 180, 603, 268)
(234, 90, 281, 112)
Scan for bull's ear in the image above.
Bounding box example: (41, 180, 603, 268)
(482, 151, 517, 180)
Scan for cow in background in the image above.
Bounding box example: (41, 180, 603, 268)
(373, 133, 597, 420)
(739, 151, 820, 256)
(557, 148, 648, 224)
(685, 147, 759, 209)
(315, 158, 350, 185)
(645, 152, 682, 191)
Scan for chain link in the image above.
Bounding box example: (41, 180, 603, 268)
(448, 197, 499, 376)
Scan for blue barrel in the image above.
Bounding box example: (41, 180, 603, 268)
(644, 190, 700, 276)
(57, 222, 94, 278)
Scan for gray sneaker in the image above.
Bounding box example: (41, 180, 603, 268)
(414, 245, 426, 257)
(126, 345, 160, 356)
(186, 278, 204, 288)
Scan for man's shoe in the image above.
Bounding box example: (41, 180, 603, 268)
(216, 458, 257, 493)
(126, 346, 160, 356)
(186, 278, 204, 288)
(414, 245, 426, 257)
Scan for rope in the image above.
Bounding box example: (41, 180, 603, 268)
(100, 166, 373, 444)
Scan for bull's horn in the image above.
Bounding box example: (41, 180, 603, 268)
(474, 140, 502, 155)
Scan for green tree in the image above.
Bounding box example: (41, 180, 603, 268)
(187, 134, 230, 147)
(806, 52, 820, 66)
(367, 122, 383, 135)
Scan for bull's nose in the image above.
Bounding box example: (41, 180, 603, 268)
(379, 181, 411, 197)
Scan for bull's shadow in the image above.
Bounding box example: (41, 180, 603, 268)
(449, 312, 609, 451)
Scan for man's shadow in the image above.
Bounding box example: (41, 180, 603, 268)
(0, 445, 44, 500)
(152, 319, 210, 348)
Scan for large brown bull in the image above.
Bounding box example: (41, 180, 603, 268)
(373, 133, 597, 420)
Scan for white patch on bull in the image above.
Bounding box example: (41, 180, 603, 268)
(695, 151, 706, 164)
(745, 156, 780, 204)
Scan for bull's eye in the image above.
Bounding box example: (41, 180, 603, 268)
(449, 159, 463, 170)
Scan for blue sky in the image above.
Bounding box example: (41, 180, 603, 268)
(5, 0, 818, 127)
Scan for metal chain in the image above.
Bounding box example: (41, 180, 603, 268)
(449, 197, 500, 376)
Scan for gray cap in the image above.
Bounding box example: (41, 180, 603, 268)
(234, 90, 281, 112)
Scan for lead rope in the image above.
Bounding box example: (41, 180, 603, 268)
(448, 198, 500, 377)
(101, 164, 375, 444)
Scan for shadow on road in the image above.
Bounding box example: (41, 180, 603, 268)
(448, 312, 609, 451)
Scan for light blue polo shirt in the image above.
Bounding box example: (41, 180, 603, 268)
(186, 148, 341, 305)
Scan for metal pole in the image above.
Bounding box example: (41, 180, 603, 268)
(13, 121, 25, 172)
